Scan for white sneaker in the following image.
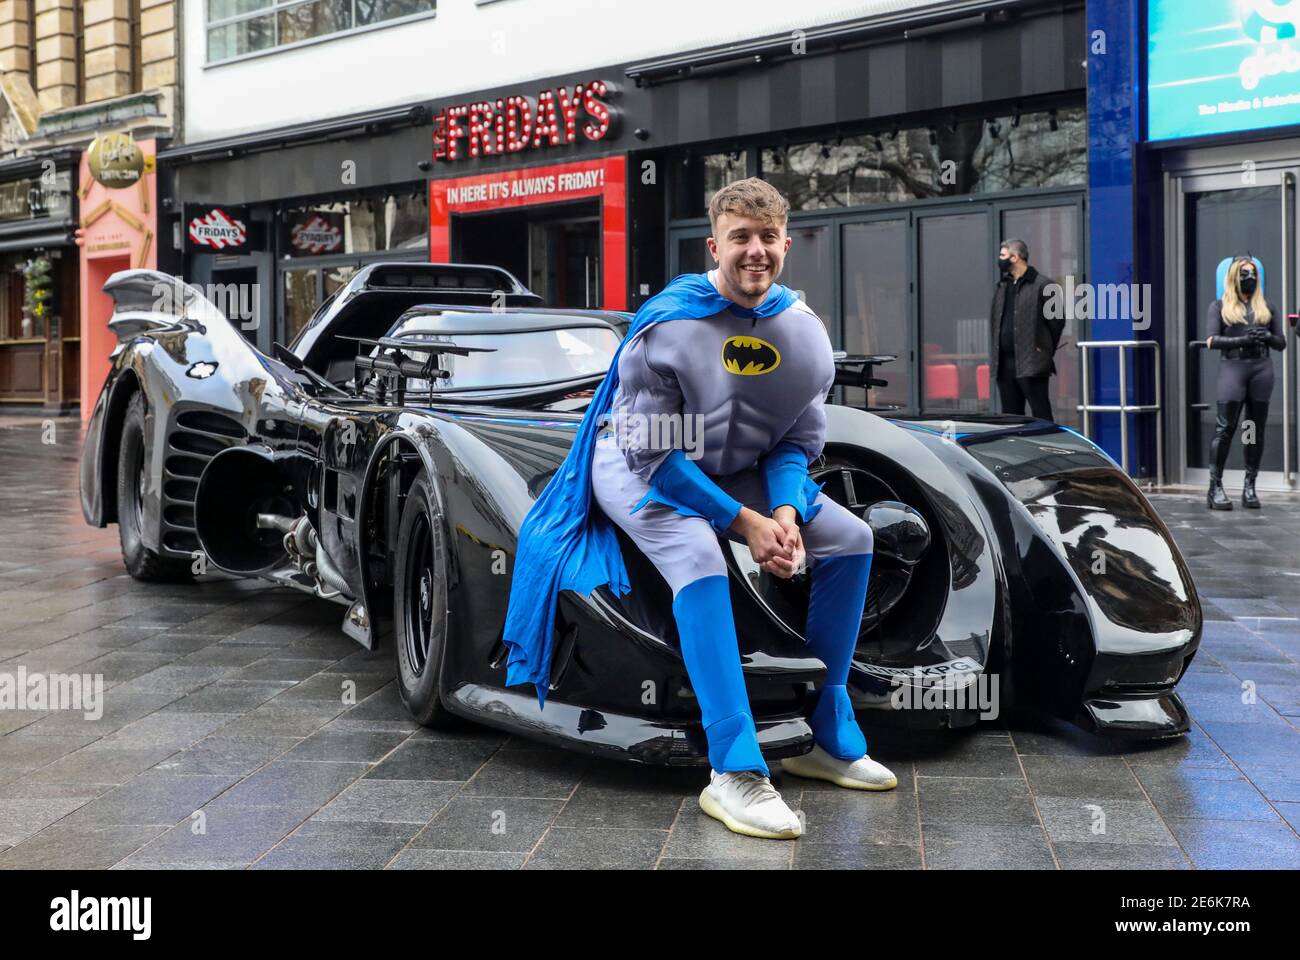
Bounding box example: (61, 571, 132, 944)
(698, 770, 802, 840)
(783, 745, 898, 791)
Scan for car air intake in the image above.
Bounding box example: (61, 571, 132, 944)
(194, 446, 296, 574)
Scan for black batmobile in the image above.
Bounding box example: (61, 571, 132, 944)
(80, 263, 1202, 764)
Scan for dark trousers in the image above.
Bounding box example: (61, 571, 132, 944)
(1211, 399, 1270, 479)
(996, 355, 1054, 421)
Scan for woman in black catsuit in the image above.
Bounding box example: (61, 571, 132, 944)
(1206, 256, 1287, 510)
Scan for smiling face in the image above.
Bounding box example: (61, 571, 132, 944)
(706, 211, 792, 308)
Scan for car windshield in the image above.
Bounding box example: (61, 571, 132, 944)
(392, 326, 620, 392)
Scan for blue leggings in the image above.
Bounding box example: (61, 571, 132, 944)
(673, 551, 872, 774)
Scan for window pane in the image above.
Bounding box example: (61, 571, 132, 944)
(779, 223, 832, 327)
(1001, 205, 1083, 430)
(765, 131, 974, 209)
(842, 219, 910, 410)
(674, 235, 710, 275)
(283, 192, 428, 256)
(277, 0, 352, 45)
(763, 142, 861, 210)
(919, 212, 991, 414)
(346, 198, 381, 253)
(762, 107, 1086, 210)
(974, 108, 1087, 193)
(672, 152, 746, 219)
(207, 15, 274, 60)
(355, 0, 435, 27)
(283, 268, 320, 345)
(208, 0, 271, 21)
(387, 191, 429, 250)
(324, 264, 359, 299)
(1, 255, 34, 341)
(283, 203, 349, 256)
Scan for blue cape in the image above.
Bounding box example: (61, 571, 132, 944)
(502, 272, 799, 704)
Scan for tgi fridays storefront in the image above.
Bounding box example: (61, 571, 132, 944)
(165, 0, 1086, 416)
(428, 0, 1090, 420)
(429, 157, 627, 310)
(427, 77, 626, 310)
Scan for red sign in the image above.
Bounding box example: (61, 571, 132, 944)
(432, 80, 615, 162)
(438, 164, 611, 214)
(187, 206, 249, 251)
(289, 213, 343, 254)
(429, 156, 626, 310)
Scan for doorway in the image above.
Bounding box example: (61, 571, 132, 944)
(1172, 168, 1298, 490)
(453, 199, 602, 308)
(188, 254, 274, 353)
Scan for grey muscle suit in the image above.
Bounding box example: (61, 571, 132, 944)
(590, 296, 873, 595)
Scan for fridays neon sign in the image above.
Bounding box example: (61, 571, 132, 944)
(432, 80, 615, 162)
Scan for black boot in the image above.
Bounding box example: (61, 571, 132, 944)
(1242, 474, 1261, 509)
(1208, 472, 1233, 510)
(1208, 401, 1242, 511)
(1242, 400, 1269, 509)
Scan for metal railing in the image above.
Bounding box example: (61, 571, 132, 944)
(1076, 340, 1163, 483)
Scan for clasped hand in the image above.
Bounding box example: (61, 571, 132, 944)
(731, 506, 806, 579)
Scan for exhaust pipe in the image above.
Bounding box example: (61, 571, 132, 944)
(265, 513, 351, 599)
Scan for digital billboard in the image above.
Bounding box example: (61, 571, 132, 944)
(1148, 0, 1300, 141)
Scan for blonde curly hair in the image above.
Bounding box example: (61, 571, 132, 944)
(707, 178, 789, 233)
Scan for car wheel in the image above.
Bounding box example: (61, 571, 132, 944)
(117, 392, 193, 582)
(393, 470, 455, 728)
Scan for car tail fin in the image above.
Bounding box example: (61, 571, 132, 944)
(102, 269, 229, 341)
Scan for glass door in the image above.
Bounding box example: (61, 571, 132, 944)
(669, 227, 712, 277)
(1000, 200, 1084, 430)
(1178, 170, 1297, 490)
(841, 217, 910, 409)
(917, 210, 993, 415)
(779, 220, 833, 325)
(528, 214, 601, 308)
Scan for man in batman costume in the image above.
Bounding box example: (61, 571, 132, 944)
(503, 178, 895, 840)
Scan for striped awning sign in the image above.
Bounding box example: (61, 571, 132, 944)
(188, 207, 248, 250)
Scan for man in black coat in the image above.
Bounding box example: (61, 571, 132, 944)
(990, 239, 1064, 421)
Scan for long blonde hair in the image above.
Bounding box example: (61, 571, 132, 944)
(1222, 257, 1272, 326)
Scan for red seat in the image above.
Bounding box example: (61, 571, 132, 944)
(976, 363, 990, 401)
(926, 363, 959, 401)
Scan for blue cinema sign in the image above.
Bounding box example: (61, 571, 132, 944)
(1149, 0, 1300, 141)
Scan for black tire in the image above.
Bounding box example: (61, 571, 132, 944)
(392, 470, 455, 728)
(117, 392, 193, 582)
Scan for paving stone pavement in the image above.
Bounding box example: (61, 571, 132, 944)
(1, 419, 1298, 869)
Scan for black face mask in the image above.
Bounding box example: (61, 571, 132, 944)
(1240, 276, 1258, 298)
(998, 258, 1013, 277)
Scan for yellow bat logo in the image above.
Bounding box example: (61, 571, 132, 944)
(722, 335, 781, 375)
